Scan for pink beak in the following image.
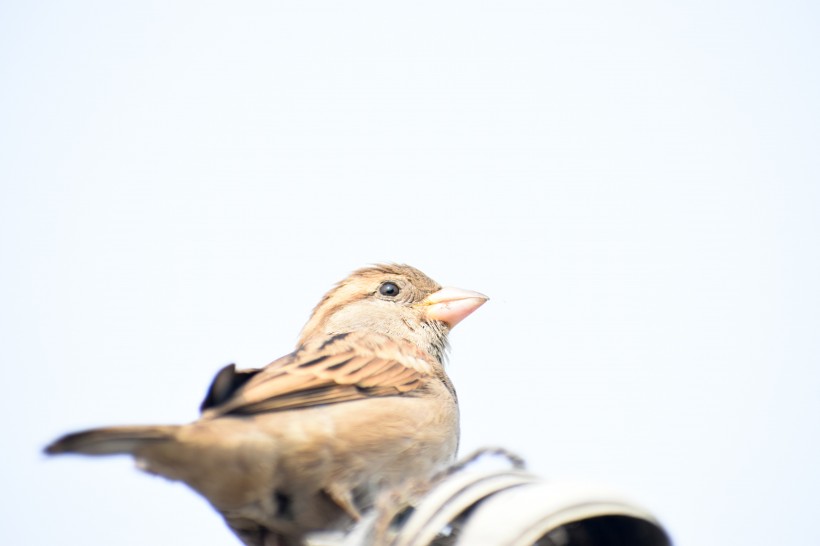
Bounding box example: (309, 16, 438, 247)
(422, 286, 489, 328)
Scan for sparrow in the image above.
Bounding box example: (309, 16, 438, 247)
(45, 264, 487, 546)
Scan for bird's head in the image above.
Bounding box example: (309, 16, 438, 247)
(297, 264, 488, 362)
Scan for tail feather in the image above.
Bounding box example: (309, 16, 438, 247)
(45, 425, 178, 456)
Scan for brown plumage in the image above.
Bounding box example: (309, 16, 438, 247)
(45, 264, 487, 546)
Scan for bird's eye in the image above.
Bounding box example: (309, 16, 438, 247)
(379, 282, 400, 297)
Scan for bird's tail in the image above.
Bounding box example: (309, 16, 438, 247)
(44, 425, 179, 456)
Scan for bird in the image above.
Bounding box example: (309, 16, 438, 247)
(45, 264, 488, 546)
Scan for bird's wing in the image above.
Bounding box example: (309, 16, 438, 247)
(203, 332, 437, 417)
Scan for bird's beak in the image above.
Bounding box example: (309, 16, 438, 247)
(421, 287, 489, 328)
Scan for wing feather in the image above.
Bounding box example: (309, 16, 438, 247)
(203, 333, 436, 418)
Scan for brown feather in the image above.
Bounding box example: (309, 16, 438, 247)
(204, 333, 434, 418)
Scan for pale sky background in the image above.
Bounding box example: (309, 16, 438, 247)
(2, 2, 818, 545)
